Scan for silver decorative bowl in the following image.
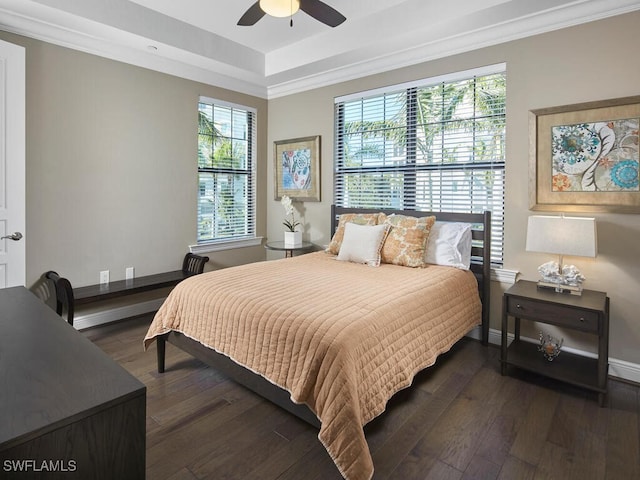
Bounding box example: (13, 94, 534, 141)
(538, 332, 563, 361)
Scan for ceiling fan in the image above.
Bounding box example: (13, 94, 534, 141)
(238, 0, 346, 28)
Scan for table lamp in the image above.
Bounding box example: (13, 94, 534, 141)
(526, 214, 597, 295)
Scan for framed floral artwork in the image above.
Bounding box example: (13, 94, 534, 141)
(274, 135, 321, 202)
(529, 96, 640, 213)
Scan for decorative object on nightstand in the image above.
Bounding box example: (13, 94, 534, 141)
(538, 332, 563, 361)
(284, 231, 302, 247)
(281, 194, 302, 247)
(526, 214, 597, 295)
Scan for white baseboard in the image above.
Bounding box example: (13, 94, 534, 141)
(73, 298, 165, 330)
(608, 358, 640, 384)
(484, 327, 640, 385)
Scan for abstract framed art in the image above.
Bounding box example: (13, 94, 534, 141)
(529, 95, 640, 213)
(274, 135, 321, 201)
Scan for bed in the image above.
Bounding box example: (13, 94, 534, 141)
(144, 206, 491, 480)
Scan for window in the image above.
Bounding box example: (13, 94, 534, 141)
(334, 65, 506, 264)
(197, 97, 256, 246)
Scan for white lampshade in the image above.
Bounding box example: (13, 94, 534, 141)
(260, 0, 300, 17)
(526, 214, 597, 258)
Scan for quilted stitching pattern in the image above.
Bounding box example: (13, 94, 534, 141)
(144, 252, 481, 480)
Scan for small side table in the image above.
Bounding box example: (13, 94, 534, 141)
(265, 240, 314, 258)
(501, 280, 609, 406)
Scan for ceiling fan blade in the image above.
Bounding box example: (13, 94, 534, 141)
(237, 1, 266, 26)
(300, 0, 346, 27)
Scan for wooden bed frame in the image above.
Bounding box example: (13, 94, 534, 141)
(155, 206, 491, 429)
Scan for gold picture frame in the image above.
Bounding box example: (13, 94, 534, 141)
(274, 135, 321, 202)
(529, 95, 640, 213)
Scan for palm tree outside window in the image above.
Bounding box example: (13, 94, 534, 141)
(197, 97, 256, 244)
(334, 64, 506, 265)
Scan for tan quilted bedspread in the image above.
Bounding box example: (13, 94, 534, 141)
(144, 251, 481, 480)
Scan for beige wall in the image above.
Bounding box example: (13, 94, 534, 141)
(2, 11, 639, 368)
(0, 31, 268, 288)
(267, 12, 640, 367)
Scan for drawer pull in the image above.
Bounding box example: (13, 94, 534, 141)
(579, 317, 585, 322)
(516, 304, 522, 309)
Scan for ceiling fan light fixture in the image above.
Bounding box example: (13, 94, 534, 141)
(259, 0, 300, 18)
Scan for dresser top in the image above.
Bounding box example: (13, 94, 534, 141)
(0, 286, 145, 450)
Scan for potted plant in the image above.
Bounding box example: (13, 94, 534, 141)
(281, 195, 302, 247)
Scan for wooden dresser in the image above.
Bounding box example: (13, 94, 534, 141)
(0, 286, 146, 479)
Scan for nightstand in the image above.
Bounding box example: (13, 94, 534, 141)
(265, 240, 314, 258)
(501, 280, 609, 406)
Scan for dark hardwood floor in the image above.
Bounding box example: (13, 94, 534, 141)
(84, 314, 640, 480)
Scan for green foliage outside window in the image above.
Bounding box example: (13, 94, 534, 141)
(335, 70, 506, 263)
(197, 101, 254, 243)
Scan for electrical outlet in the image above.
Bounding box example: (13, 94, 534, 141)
(99, 270, 110, 285)
(126, 267, 135, 280)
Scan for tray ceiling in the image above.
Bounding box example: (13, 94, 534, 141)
(1, 0, 639, 98)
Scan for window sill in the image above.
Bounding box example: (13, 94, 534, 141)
(491, 267, 518, 285)
(189, 236, 263, 255)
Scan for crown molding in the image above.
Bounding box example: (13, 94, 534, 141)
(1, 0, 639, 99)
(266, 0, 640, 98)
(0, 3, 269, 98)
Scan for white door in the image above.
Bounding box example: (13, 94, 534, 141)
(0, 39, 26, 288)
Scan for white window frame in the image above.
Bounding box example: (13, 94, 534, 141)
(334, 64, 506, 265)
(191, 97, 261, 254)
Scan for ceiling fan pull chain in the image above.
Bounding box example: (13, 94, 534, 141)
(290, 0, 294, 27)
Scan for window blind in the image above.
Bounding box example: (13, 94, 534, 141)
(197, 97, 256, 243)
(334, 66, 506, 264)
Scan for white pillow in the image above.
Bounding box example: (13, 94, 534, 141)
(337, 223, 389, 267)
(425, 221, 472, 270)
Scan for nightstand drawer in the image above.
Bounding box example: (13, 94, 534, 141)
(507, 297, 599, 333)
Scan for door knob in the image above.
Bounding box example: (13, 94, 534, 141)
(1, 232, 23, 241)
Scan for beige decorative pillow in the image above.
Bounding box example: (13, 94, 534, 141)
(380, 214, 436, 267)
(336, 223, 390, 267)
(326, 213, 380, 255)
